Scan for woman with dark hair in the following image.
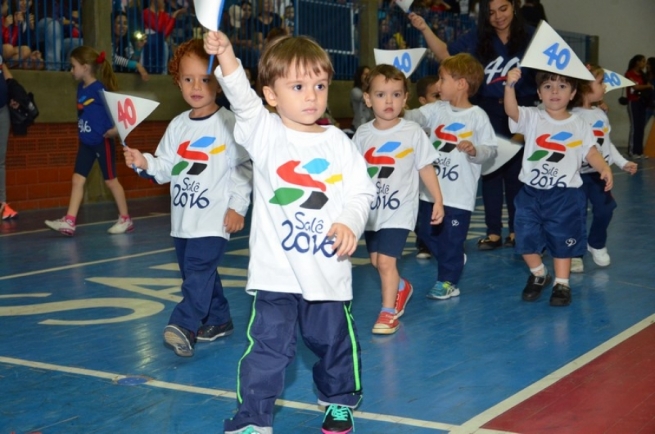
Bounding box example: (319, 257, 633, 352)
(625, 54, 653, 158)
(409, 0, 538, 250)
(350, 65, 373, 131)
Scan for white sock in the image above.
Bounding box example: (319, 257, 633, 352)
(555, 278, 570, 287)
(530, 264, 546, 276)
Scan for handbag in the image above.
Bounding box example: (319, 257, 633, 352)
(618, 89, 628, 106)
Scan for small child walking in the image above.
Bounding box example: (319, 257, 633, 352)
(123, 39, 252, 357)
(504, 67, 613, 307)
(45, 46, 132, 236)
(405, 53, 497, 300)
(205, 31, 375, 434)
(569, 64, 638, 272)
(353, 64, 444, 334)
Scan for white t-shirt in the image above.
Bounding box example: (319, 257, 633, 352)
(571, 106, 629, 173)
(405, 101, 497, 211)
(216, 65, 375, 301)
(142, 108, 252, 239)
(509, 106, 595, 189)
(353, 118, 438, 231)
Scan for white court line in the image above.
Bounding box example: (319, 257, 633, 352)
(451, 313, 655, 434)
(0, 355, 514, 433)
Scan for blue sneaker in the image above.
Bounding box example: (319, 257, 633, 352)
(426, 281, 460, 300)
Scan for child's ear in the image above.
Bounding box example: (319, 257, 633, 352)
(262, 86, 277, 107)
(363, 92, 372, 108)
(418, 96, 427, 105)
(570, 88, 577, 101)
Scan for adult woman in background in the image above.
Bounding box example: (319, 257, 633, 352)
(409, 0, 537, 249)
(350, 65, 373, 132)
(625, 54, 653, 158)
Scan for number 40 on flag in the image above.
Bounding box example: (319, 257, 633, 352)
(102, 91, 160, 144)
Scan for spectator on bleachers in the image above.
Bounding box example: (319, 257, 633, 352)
(379, 16, 406, 50)
(229, 1, 260, 69)
(112, 11, 149, 81)
(142, 0, 184, 73)
(519, 0, 546, 27)
(7, 0, 43, 69)
(429, 0, 451, 13)
(255, 0, 282, 43)
(114, 0, 143, 35)
(35, 0, 82, 71)
(282, 4, 294, 35)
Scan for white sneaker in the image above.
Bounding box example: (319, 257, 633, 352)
(225, 425, 273, 434)
(107, 216, 134, 234)
(587, 245, 610, 267)
(45, 217, 76, 236)
(570, 257, 584, 273)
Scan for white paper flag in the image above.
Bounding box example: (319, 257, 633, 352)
(481, 136, 523, 176)
(194, 0, 225, 31)
(521, 21, 594, 81)
(603, 69, 636, 93)
(374, 48, 427, 78)
(102, 91, 160, 143)
(395, 0, 414, 13)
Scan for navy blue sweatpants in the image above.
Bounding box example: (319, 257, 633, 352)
(580, 172, 617, 249)
(417, 200, 471, 285)
(168, 236, 231, 332)
(224, 291, 362, 431)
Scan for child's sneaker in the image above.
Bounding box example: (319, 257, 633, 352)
(45, 217, 76, 236)
(550, 283, 572, 307)
(322, 404, 354, 434)
(372, 311, 399, 335)
(426, 281, 460, 300)
(164, 324, 196, 357)
(394, 278, 413, 318)
(225, 426, 272, 434)
(587, 245, 610, 267)
(416, 247, 431, 259)
(197, 319, 234, 342)
(521, 273, 552, 301)
(570, 257, 584, 273)
(2, 203, 18, 220)
(107, 216, 134, 234)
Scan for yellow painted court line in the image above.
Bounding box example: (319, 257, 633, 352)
(451, 313, 655, 434)
(0, 355, 516, 433)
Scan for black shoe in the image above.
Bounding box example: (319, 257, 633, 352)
(522, 273, 552, 302)
(164, 324, 196, 357)
(197, 319, 234, 342)
(477, 236, 502, 250)
(504, 236, 515, 248)
(550, 283, 572, 307)
(322, 404, 354, 434)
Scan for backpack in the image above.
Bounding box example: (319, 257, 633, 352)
(7, 78, 39, 136)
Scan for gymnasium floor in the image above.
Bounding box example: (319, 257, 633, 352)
(1, 160, 654, 434)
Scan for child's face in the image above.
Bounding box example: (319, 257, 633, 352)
(262, 63, 329, 132)
(70, 57, 89, 81)
(587, 74, 606, 104)
(114, 15, 128, 37)
(420, 82, 440, 105)
(538, 77, 576, 112)
(177, 54, 219, 117)
(363, 75, 407, 123)
(436, 69, 463, 102)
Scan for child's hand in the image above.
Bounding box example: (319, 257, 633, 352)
(123, 146, 147, 170)
(137, 64, 150, 81)
(600, 168, 613, 191)
(506, 67, 521, 88)
(431, 202, 444, 225)
(204, 31, 231, 56)
(224, 208, 245, 233)
(457, 140, 476, 156)
(103, 127, 118, 138)
(408, 12, 428, 31)
(623, 161, 638, 175)
(327, 223, 357, 257)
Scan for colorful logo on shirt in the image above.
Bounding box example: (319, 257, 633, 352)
(270, 159, 341, 210)
(527, 132, 582, 162)
(432, 123, 473, 152)
(172, 136, 225, 176)
(591, 120, 608, 147)
(364, 141, 413, 179)
(77, 95, 94, 115)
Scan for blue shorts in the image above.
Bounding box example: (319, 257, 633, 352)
(364, 228, 410, 259)
(74, 139, 117, 180)
(514, 185, 587, 258)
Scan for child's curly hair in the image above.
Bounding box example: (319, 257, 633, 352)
(168, 38, 217, 85)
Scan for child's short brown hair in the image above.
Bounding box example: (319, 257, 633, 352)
(258, 35, 334, 88)
(169, 38, 215, 86)
(439, 53, 484, 96)
(570, 64, 603, 108)
(416, 75, 439, 99)
(362, 64, 409, 94)
(535, 71, 579, 92)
